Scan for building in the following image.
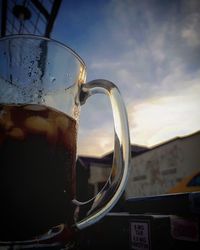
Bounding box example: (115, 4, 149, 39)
(77, 131, 200, 202)
(76, 145, 148, 202)
(126, 131, 200, 198)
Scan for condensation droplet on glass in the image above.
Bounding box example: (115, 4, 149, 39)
(66, 73, 71, 79)
(50, 76, 56, 84)
(30, 60, 34, 66)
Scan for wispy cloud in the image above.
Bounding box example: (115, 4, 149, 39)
(128, 82, 200, 147)
(78, 73, 200, 156)
(77, 123, 114, 156)
(58, 0, 200, 156)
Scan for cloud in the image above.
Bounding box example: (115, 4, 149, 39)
(182, 26, 200, 47)
(77, 123, 114, 156)
(73, 0, 200, 156)
(87, 0, 200, 96)
(128, 80, 200, 147)
(77, 73, 200, 156)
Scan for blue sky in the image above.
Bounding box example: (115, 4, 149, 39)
(52, 0, 200, 156)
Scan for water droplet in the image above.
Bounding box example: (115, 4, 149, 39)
(50, 76, 56, 84)
(66, 73, 71, 79)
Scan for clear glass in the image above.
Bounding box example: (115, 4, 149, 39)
(0, 35, 130, 248)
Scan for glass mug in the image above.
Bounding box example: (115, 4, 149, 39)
(0, 35, 130, 248)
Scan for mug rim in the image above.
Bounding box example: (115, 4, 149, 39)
(0, 34, 86, 70)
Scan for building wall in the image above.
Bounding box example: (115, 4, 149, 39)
(126, 132, 200, 198)
(87, 163, 110, 195)
(88, 163, 111, 185)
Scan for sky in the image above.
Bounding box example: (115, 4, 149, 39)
(52, 0, 200, 157)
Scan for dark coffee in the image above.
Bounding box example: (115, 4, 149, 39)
(0, 104, 77, 240)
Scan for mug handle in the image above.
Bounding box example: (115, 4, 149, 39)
(74, 79, 131, 230)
